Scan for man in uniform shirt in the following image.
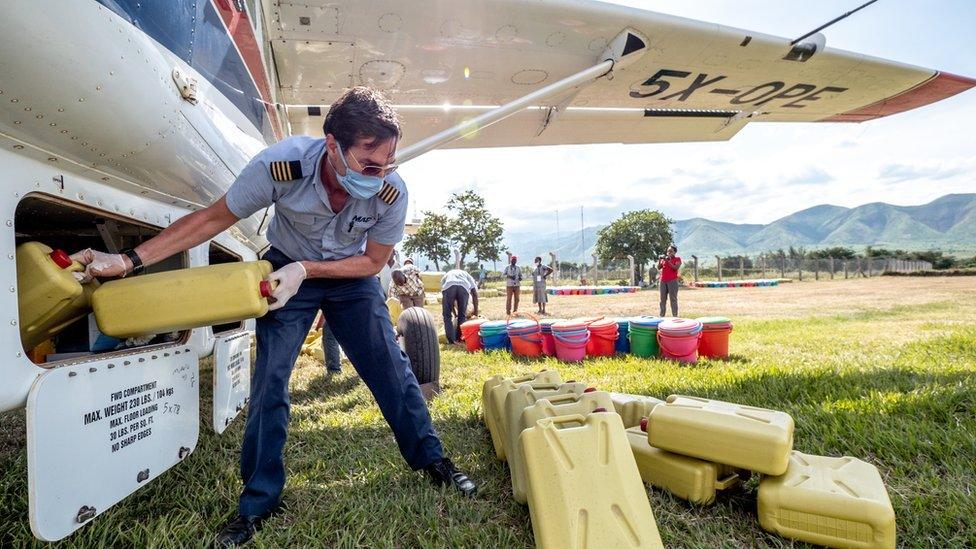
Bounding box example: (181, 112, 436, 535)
(440, 268, 479, 344)
(70, 87, 476, 546)
(503, 255, 523, 316)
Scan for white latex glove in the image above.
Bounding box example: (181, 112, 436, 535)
(267, 262, 307, 311)
(70, 248, 128, 282)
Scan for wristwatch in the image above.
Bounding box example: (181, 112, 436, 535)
(120, 248, 145, 275)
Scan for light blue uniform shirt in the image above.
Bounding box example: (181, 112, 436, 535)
(225, 136, 408, 262)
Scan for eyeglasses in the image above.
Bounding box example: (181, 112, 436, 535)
(358, 163, 399, 177)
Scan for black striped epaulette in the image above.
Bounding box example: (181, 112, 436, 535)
(269, 160, 303, 181)
(377, 181, 401, 205)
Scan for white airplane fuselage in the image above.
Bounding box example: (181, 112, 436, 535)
(0, 0, 277, 413)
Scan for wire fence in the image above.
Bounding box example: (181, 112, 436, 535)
(684, 254, 932, 282)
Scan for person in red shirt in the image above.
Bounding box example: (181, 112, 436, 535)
(657, 245, 682, 316)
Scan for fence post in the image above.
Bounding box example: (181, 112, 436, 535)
(867, 258, 872, 277)
(716, 255, 723, 281)
(591, 254, 598, 283)
(814, 259, 819, 280)
(692, 255, 699, 283)
(780, 254, 786, 278)
(739, 256, 745, 279)
(761, 255, 767, 278)
(829, 257, 835, 279)
(798, 258, 803, 281)
(844, 260, 849, 279)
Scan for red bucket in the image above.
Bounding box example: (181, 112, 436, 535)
(554, 333, 588, 362)
(586, 319, 619, 357)
(460, 319, 487, 352)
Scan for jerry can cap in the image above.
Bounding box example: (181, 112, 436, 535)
(592, 407, 608, 413)
(640, 417, 648, 432)
(259, 280, 273, 298)
(584, 387, 597, 393)
(49, 249, 73, 269)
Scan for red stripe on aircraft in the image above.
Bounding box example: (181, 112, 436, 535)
(212, 0, 283, 140)
(822, 71, 976, 122)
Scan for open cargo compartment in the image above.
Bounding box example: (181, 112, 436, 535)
(14, 194, 188, 366)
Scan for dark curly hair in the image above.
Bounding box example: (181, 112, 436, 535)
(323, 87, 401, 149)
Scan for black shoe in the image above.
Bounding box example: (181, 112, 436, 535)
(424, 457, 477, 497)
(214, 505, 281, 547)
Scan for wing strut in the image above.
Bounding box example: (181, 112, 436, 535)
(397, 28, 647, 163)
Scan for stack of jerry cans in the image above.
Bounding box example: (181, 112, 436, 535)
(482, 370, 562, 461)
(625, 427, 744, 505)
(610, 392, 665, 429)
(510, 390, 614, 504)
(520, 411, 664, 549)
(502, 382, 591, 468)
(758, 452, 896, 549)
(643, 395, 795, 475)
(92, 261, 275, 338)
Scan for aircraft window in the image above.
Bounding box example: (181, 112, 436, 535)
(14, 195, 189, 367)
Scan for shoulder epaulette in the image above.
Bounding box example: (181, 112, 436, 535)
(377, 181, 401, 205)
(269, 160, 303, 181)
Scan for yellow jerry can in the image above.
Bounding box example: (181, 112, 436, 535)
(510, 390, 614, 504)
(16, 242, 99, 351)
(610, 392, 665, 429)
(626, 426, 742, 505)
(92, 261, 273, 338)
(386, 296, 403, 325)
(646, 395, 794, 475)
(483, 370, 562, 461)
(521, 411, 664, 549)
(503, 382, 591, 470)
(758, 452, 896, 549)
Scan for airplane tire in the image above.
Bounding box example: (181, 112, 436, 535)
(396, 307, 440, 386)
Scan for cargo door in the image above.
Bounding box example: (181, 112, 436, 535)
(26, 347, 199, 542)
(212, 330, 251, 434)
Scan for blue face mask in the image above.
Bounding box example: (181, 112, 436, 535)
(331, 142, 385, 200)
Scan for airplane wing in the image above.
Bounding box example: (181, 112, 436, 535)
(262, 0, 975, 149)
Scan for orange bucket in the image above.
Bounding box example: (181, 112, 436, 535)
(585, 318, 619, 357)
(460, 318, 487, 352)
(696, 317, 733, 359)
(508, 313, 543, 358)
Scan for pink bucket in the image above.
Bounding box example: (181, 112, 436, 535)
(554, 333, 589, 362)
(658, 332, 701, 363)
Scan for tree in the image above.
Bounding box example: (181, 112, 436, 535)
(445, 190, 505, 266)
(403, 212, 451, 270)
(808, 246, 857, 259)
(594, 210, 673, 275)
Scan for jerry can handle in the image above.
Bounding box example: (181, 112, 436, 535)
(713, 473, 741, 490)
(543, 393, 579, 405)
(545, 414, 588, 429)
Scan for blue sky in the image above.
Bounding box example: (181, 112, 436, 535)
(396, 0, 976, 232)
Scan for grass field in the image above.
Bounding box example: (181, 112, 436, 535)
(1, 277, 975, 547)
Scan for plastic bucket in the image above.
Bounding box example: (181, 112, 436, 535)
(479, 320, 510, 351)
(586, 319, 619, 357)
(553, 331, 589, 362)
(629, 326, 659, 357)
(460, 319, 487, 352)
(507, 316, 543, 358)
(539, 319, 560, 357)
(697, 316, 733, 359)
(657, 332, 700, 362)
(615, 319, 631, 353)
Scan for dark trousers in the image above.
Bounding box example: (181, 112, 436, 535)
(441, 285, 468, 344)
(239, 249, 444, 516)
(660, 279, 679, 317)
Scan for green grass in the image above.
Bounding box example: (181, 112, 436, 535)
(2, 290, 975, 547)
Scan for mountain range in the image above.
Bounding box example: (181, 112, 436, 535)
(503, 194, 976, 263)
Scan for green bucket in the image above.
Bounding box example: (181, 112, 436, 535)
(629, 326, 659, 357)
